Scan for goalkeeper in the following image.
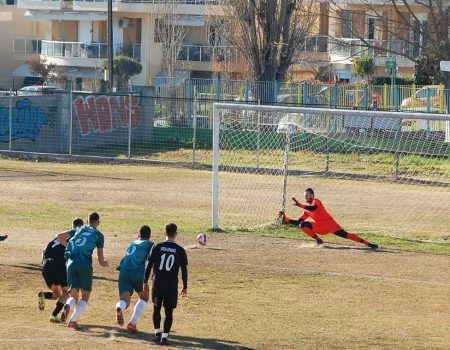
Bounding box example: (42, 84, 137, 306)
(279, 188, 378, 249)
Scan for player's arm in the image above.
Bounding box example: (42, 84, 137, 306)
(180, 250, 188, 297)
(56, 230, 72, 244)
(97, 248, 109, 267)
(144, 246, 156, 284)
(279, 211, 308, 225)
(292, 196, 318, 211)
(144, 260, 153, 284)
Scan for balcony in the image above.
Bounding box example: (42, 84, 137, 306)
(329, 38, 419, 63)
(177, 44, 237, 63)
(13, 37, 42, 54)
(73, 0, 219, 13)
(18, 0, 70, 10)
(74, 0, 219, 4)
(13, 38, 141, 67)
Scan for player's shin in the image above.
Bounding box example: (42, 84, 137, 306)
(52, 301, 64, 317)
(69, 299, 87, 322)
(163, 308, 174, 334)
(130, 299, 147, 325)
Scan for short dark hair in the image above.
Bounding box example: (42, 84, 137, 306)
(72, 218, 84, 228)
(89, 212, 100, 224)
(139, 225, 151, 239)
(305, 188, 314, 196)
(165, 223, 177, 238)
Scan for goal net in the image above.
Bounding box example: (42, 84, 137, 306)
(212, 103, 450, 240)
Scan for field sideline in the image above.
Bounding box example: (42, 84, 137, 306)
(0, 158, 449, 349)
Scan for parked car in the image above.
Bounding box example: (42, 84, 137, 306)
(400, 85, 447, 113)
(17, 85, 61, 96)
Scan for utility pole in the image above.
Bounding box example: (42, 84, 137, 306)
(107, 0, 113, 91)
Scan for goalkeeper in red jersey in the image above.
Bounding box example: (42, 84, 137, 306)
(279, 188, 378, 249)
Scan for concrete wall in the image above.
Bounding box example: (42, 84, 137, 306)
(0, 88, 154, 154)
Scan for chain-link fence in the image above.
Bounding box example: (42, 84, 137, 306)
(0, 87, 449, 168)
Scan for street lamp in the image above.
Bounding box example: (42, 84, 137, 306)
(107, 0, 113, 91)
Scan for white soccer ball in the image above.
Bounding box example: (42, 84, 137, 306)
(197, 233, 208, 246)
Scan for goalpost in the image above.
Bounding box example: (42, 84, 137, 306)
(212, 103, 450, 239)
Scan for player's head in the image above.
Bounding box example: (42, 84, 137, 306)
(304, 188, 315, 202)
(139, 225, 151, 239)
(165, 223, 177, 239)
(88, 212, 100, 227)
(72, 218, 84, 228)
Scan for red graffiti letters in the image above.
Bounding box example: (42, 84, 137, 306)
(73, 95, 141, 136)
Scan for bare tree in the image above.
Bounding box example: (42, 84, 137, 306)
(155, 0, 188, 125)
(330, 0, 450, 87)
(217, 0, 317, 100)
(155, 0, 187, 81)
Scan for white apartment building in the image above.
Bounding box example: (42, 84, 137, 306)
(12, 0, 238, 90)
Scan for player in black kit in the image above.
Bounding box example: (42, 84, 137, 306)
(144, 223, 188, 346)
(38, 218, 84, 322)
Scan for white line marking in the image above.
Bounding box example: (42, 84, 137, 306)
(230, 262, 450, 287)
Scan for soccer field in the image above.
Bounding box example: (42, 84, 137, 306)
(0, 158, 449, 349)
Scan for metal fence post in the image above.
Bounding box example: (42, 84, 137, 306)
(187, 78, 192, 125)
(8, 90, 12, 151)
(273, 80, 279, 104)
(215, 77, 220, 101)
(256, 99, 260, 168)
(302, 82, 308, 106)
(364, 84, 369, 109)
(332, 82, 338, 108)
(244, 80, 249, 102)
(69, 88, 73, 155)
(192, 94, 197, 165)
(128, 93, 132, 159)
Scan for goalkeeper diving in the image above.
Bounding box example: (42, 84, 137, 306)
(279, 188, 378, 249)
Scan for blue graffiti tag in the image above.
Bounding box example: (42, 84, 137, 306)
(0, 98, 48, 142)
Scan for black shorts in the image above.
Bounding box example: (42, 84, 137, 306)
(42, 259, 67, 288)
(152, 287, 178, 309)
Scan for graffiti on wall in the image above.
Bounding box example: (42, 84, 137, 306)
(0, 99, 48, 142)
(73, 95, 141, 136)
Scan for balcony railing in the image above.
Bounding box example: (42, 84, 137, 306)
(329, 38, 423, 60)
(14, 38, 141, 61)
(74, 0, 220, 4)
(297, 36, 423, 61)
(13, 37, 42, 54)
(178, 44, 238, 63)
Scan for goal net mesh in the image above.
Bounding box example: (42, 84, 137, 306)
(213, 104, 450, 240)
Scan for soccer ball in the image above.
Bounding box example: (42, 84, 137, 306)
(197, 233, 208, 246)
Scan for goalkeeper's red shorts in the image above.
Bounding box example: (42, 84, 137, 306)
(310, 220, 342, 235)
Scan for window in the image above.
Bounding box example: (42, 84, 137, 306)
(341, 10, 352, 38)
(367, 17, 376, 40)
(154, 19, 165, 43)
(208, 24, 223, 47)
(412, 15, 428, 58)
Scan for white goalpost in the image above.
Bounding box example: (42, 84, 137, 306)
(212, 103, 450, 239)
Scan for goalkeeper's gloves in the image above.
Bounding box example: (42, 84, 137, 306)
(279, 211, 290, 223)
(291, 196, 305, 208)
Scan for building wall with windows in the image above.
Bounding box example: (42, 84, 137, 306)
(0, 2, 34, 88)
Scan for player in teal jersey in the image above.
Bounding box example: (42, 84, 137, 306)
(57, 212, 109, 330)
(115, 225, 154, 333)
